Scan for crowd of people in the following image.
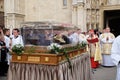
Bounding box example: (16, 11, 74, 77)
(0, 27, 23, 76)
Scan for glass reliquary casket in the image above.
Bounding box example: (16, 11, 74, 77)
(21, 21, 75, 46)
(11, 21, 86, 65)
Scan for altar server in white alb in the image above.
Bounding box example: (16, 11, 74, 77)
(111, 35, 120, 80)
(3, 28, 11, 65)
(99, 27, 115, 66)
(11, 28, 24, 48)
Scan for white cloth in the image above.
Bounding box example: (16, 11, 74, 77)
(4, 36, 10, 48)
(111, 35, 120, 80)
(11, 35, 24, 47)
(69, 32, 79, 44)
(4, 36, 11, 65)
(102, 54, 115, 66)
(117, 64, 120, 80)
(78, 34, 87, 43)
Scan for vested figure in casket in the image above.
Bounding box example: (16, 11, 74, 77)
(53, 31, 70, 45)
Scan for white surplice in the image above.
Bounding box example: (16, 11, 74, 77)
(100, 33, 115, 66)
(4, 36, 11, 48)
(111, 35, 120, 80)
(4, 36, 11, 65)
(11, 35, 24, 47)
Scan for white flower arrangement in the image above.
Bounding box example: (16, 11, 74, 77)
(47, 43, 72, 68)
(12, 44, 24, 55)
(47, 43, 62, 54)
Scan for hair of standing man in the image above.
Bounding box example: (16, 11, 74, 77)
(94, 28, 98, 34)
(13, 28, 20, 32)
(3, 28, 10, 34)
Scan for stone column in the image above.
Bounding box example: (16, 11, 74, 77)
(77, 3, 86, 31)
(4, 0, 25, 29)
(72, 6, 77, 26)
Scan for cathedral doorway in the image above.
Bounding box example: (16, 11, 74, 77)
(104, 10, 120, 37)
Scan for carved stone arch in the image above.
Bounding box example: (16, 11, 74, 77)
(101, 0, 108, 5)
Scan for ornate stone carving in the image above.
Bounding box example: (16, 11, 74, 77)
(100, 0, 108, 5)
(86, 0, 91, 8)
(85, 0, 100, 30)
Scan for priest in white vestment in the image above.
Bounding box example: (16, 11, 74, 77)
(11, 28, 24, 48)
(111, 35, 120, 80)
(99, 27, 115, 66)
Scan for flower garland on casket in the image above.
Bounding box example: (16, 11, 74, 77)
(12, 44, 24, 55)
(47, 43, 72, 68)
(47, 43, 62, 54)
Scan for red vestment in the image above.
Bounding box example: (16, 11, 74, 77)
(87, 36, 99, 68)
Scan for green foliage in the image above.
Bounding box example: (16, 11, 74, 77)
(77, 41, 87, 49)
(26, 46, 36, 54)
(63, 41, 87, 52)
(48, 43, 72, 68)
(63, 49, 72, 69)
(50, 45, 61, 54)
(12, 44, 24, 55)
